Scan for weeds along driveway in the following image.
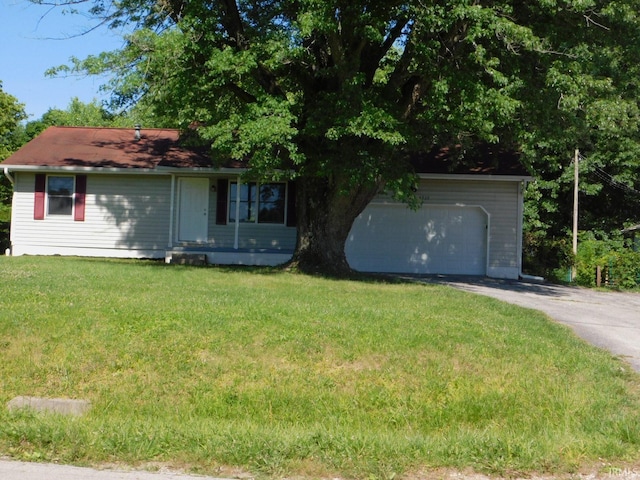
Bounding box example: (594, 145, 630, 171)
(412, 276, 640, 372)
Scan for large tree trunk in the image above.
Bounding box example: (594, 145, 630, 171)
(287, 175, 380, 276)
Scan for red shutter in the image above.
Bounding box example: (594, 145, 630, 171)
(34, 174, 46, 220)
(74, 175, 87, 221)
(216, 179, 228, 225)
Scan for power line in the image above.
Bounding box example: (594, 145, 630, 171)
(592, 167, 640, 196)
(578, 152, 640, 197)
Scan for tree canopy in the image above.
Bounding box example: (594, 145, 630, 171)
(0, 82, 28, 251)
(40, 0, 640, 274)
(0, 82, 27, 162)
(24, 97, 169, 138)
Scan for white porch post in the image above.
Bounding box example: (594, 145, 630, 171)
(168, 174, 176, 248)
(234, 175, 241, 250)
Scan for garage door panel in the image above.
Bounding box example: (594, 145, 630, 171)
(346, 205, 487, 275)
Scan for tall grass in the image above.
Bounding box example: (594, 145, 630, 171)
(1, 257, 639, 479)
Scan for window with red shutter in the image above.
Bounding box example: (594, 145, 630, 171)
(34, 174, 87, 221)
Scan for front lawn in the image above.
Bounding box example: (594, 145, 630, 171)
(0, 257, 639, 479)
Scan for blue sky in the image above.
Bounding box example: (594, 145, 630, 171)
(1, 0, 126, 120)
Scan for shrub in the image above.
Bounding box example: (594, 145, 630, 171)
(575, 233, 640, 289)
(523, 232, 574, 282)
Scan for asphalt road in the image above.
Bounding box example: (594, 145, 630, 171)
(428, 276, 640, 371)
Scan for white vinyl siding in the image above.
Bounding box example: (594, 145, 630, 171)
(11, 173, 172, 256)
(347, 178, 522, 278)
(10, 173, 521, 277)
(205, 215, 296, 250)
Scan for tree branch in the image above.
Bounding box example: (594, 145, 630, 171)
(361, 16, 410, 87)
(226, 82, 258, 104)
(385, 30, 416, 96)
(399, 75, 423, 120)
(219, 0, 246, 48)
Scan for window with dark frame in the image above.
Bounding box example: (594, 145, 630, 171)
(47, 176, 74, 216)
(229, 182, 286, 224)
(229, 182, 257, 223)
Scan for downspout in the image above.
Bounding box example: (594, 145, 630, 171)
(3, 167, 14, 185)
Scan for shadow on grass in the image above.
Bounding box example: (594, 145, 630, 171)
(65, 255, 427, 287)
(37, 255, 573, 297)
(399, 273, 579, 298)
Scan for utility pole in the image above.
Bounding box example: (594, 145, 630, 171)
(572, 149, 579, 281)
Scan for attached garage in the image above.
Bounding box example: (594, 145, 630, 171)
(345, 150, 531, 280)
(346, 203, 488, 275)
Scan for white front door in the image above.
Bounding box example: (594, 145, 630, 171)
(178, 177, 209, 242)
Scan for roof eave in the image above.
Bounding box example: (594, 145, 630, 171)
(2, 164, 251, 175)
(155, 166, 249, 174)
(1, 165, 168, 175)
(417, 172, 533, 182)
(3, 165, 532, 181)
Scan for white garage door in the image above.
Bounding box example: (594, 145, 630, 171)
(346, 204, 488, 275)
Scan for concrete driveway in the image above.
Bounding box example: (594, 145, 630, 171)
(421, 276, 640, 371)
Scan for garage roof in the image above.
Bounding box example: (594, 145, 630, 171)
(410, 144, 530, 177)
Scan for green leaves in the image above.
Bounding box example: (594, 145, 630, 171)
(201, 95, 301, 173)
(325, 101, 405, 146)
(0, 82, 27, 162)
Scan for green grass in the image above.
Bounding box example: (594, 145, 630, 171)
(1, 256, 639, 479)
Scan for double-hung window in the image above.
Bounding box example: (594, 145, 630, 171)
(47, 176, 74, 216)
(229, 182, 286, 224)
(34, 174, 87, 221)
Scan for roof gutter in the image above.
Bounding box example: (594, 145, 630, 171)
(1, 164, 252, 176)
(1, 165, 169, 176)
(3, 167, 14, 185)
(417, 172, 533, 182)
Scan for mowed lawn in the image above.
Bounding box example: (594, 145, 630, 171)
(1, 257, 639, 479)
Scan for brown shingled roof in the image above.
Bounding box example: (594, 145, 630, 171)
(1, 126, 212, 169)
(411, 144, 530, 176)
(3, 126, 531, 178)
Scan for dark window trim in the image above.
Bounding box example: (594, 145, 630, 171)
(227, 180, 295, 226)
(228, 179, 295, 227)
